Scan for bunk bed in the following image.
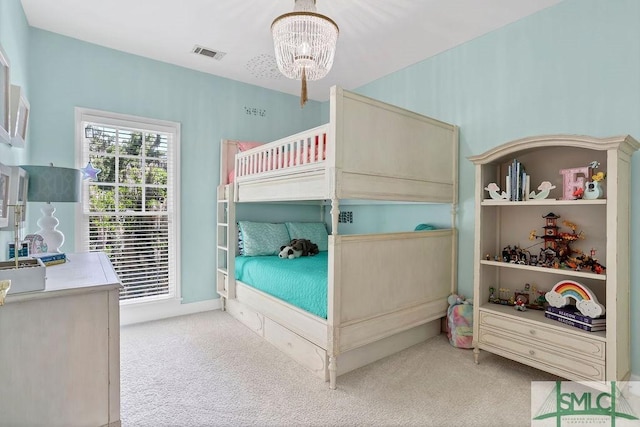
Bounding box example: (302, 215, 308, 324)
(216, 86, 459, 389)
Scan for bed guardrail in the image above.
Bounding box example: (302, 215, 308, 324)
(235, 125, 328, 181)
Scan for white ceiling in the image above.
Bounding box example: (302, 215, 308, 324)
(20, 0, 561, 102)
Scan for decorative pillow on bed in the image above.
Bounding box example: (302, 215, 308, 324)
(285, 222, 329, 252)
(238, 221, 290, 256)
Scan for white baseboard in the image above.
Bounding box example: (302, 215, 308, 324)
(630, 374, 640, 397)
(120, 297, 221, 326)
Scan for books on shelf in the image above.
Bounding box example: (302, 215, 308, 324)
(544, 310, 606, 332)
(546, 305, 605, 325)
(31, 252, 67, 266)
(506, 159, 530, 201)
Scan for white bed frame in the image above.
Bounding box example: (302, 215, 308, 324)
(217, 86, 459, 389)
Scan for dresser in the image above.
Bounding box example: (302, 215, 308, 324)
(0, 252, 121, 427)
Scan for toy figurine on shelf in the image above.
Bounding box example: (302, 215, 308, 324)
(565, 249, 606, 274)
(584, 161, 606, 200)
(514, 296, 527, 311)
(484, 183, 508, 200)
(501, 245, 530, 265)
(488, 287, 499, 304)
(529, 181, 556, 200)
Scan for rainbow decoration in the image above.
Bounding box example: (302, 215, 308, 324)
(545, 280, 605, 318)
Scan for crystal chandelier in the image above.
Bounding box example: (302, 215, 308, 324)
(272, 0, 339, 107)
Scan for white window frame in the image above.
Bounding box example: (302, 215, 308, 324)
(75, 108, 181, 323)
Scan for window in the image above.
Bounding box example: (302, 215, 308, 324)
(75, 108, 180, 304)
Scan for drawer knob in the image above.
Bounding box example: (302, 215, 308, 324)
(529, 350, 535, 356)
(529, 329, 536, 335)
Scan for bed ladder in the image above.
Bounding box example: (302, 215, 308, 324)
(216, 184, 236, 310)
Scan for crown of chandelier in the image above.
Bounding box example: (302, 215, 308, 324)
(272, 0, 339, 106)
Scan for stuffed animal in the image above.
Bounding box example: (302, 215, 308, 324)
(279, 245, 302, 259)
(279, 239, 319, 259)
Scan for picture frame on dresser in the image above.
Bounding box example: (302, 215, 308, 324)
(9, 85, 29, 148)
(1, 166, 28, 228)
(0, 44, 11, 145)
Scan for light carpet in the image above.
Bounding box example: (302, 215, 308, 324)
(120, 310, 560, 426)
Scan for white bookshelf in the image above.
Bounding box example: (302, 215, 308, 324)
(469, 134, 639, 383)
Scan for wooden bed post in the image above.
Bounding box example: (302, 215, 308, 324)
(328, 356, 337, 390)
(330, 198, 339, 235)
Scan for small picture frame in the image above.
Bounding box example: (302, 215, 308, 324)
(0, 44, 10, 145)
(3, 166, 28, 227)
(9, 85, 29, 148)
(0, 163, 11, 228)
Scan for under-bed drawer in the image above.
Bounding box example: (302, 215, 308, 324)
(263, 317, 327, 380)
(226, 299, 264, 335)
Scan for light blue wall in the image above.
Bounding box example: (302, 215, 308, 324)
(356, 0, 640, 376)
(0, 0, 30, 251)
(26, 28, 322, 303)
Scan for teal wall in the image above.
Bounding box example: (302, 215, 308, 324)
(2, 0, 639, 376)
(0, 0, 30, 251)
(356, 0, 640, 376)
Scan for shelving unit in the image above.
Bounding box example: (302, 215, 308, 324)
(216, 184, 236, 308)
(469, 134, 639, 383)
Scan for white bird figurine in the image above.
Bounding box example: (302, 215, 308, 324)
(484, 183, 508, 200)
(529, 181, 556, 200)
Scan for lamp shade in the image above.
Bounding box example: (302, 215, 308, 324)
(20, 165, 81, 203)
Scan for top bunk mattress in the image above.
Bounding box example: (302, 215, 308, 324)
(235, 252, 328, 319)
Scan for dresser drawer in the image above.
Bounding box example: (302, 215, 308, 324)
(479, 310, 605, 361)
(264, 317, 327, 379)
(478, 329, 605, 381)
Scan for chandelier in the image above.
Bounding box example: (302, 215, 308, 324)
(272, 0, 339, 107)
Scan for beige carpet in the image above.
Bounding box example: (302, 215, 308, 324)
(120, 310, 560, 426)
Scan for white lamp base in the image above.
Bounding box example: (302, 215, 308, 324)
(35, 203, 65, 253)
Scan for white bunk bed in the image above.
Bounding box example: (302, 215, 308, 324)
(217, 86, 459, 389)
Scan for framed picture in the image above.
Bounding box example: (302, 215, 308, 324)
(9, 85, 29, 148)
(0, 163, 11, 228)
(0, 44, 10, 145)
(3, 166, 28, 226)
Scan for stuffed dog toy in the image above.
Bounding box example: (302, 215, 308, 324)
(279, 239, 320, 259)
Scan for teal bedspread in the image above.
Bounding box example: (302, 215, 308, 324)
(235, 252, 328, 319)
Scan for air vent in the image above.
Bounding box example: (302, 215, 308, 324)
(192, 45, 226, 60)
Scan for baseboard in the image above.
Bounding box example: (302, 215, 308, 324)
(630, 373, 640, 397)
(120, 298, 221, 326)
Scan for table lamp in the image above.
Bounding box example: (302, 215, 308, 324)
(20, 164, 82, 253)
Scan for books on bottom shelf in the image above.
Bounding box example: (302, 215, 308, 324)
(545, 305, 606, 325)
(31, 252, 67, 266)
(544, 310, 606, 332)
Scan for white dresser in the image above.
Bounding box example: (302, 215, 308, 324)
(0, 252, 121, 427)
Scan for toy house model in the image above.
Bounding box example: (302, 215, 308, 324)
(542, 212, 560, 249)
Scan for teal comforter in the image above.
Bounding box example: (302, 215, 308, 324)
(235, 252, 328, 319)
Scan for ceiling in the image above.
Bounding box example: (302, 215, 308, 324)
(20, 0, 562, 102)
